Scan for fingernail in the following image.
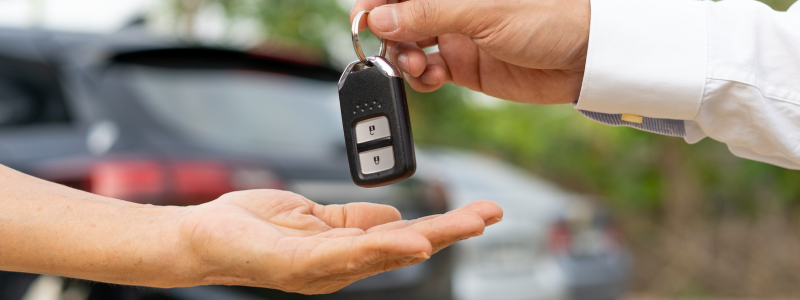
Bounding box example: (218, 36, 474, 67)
(397, 53, 409, 72)
(415, 252, 431, 259)
(487, 217, 503, 226)
(371, 6, 398, 32)
(469, 232, 484, 238)
(421, 70, 439, 86)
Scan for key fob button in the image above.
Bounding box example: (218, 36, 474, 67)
(358, 146, 395, 175)
(354, 116, 391, 143)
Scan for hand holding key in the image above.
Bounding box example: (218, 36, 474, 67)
(351, 0, 591, 105)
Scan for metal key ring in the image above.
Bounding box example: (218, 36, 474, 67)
(352, 10, 387, 64)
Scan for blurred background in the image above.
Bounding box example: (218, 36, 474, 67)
(0, 0, 798, 300)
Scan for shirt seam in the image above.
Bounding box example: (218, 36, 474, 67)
(689, 1, 710, 121)
(708, 66, 800, 106)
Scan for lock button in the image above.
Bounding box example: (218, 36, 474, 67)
(358, 146, 395, 174)
(355, 116, 391, 144)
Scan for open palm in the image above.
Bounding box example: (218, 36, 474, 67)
(179, 190, 502, 294)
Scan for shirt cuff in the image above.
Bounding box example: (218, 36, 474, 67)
(575, 0, 708, 120)
(575, 108, 687, 137)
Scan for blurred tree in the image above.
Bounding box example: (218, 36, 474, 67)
(163, 0, 353, 62)
(759, 0, 796, 10)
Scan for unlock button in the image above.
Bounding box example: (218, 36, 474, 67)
(358, 146, 395, 175)
(355, 116, 391, 144)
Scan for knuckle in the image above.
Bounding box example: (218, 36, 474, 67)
(378, 259, 405, 272)
(410, 0, 440, 31)
(342, 250, 376, 274)
(344, 259, 365, 273)
(473, 18, 511, 51)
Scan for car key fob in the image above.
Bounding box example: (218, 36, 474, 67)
(338, 56, 416, 188)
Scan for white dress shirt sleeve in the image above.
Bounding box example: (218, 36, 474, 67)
(575, 0, 800, 169)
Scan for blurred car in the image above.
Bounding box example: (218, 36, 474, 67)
(416, 150, 631, 300)
(0, 26, 630, 300)
(0, 27, 449, 300)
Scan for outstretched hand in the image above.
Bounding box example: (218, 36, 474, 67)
(352, 0, 591, 104)
(181, 190, 502, 294)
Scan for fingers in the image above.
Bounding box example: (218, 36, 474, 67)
(365, 201, 503, 253)
(276, 201, 503, 289)
(366, 214, 440, 233)
(404, 212, 487, 252)
(351, 0, 397, 24)
(309, 230, 431, 274)
(366, 211, 491, 254)
(435, 33, 483, 91)
(355, 0, 491, 42)
(404, 52, 450, 92)
(447, 200, 504, 226)
(367, 200, 504, 233)
(388, 38, 457, 93)
(307, 201, 402, 230)
(389, 42, 427, 77)
(355, 1, 489, 94)
(357, 212, 488, 276)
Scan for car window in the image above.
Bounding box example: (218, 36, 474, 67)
(0, 56, 71, 128)
(124, 66, 344, 157)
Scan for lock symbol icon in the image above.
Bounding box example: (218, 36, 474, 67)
(374, 156, 380, 165)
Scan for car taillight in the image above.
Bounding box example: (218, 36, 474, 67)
(548, 221, 572, 254)
(172, 162, 234, 205)
(87, 160, 284, 205)
(548, 220, 624, 256)
(604, 220, 624, 249)
(89, 161, 167, 203)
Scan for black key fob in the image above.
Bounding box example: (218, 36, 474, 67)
(338, 56, 416, 188)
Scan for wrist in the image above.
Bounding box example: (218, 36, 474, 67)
(122, 204, 199, 288)
(172, 203, 230, 287)
(171, 202, 266, 288)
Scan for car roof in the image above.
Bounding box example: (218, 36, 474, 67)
(0, 27, 341, 81)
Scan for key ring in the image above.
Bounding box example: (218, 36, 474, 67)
(352, 10, 387, 64)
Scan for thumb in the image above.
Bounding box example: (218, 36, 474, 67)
(364, 0, 489, 42)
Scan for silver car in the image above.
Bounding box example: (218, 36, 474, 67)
(417, 149, 631, 300)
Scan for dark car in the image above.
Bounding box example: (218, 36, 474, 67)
(0, 27, 450, 300)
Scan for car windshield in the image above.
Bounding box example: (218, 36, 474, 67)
(125, 66, 343, 157)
